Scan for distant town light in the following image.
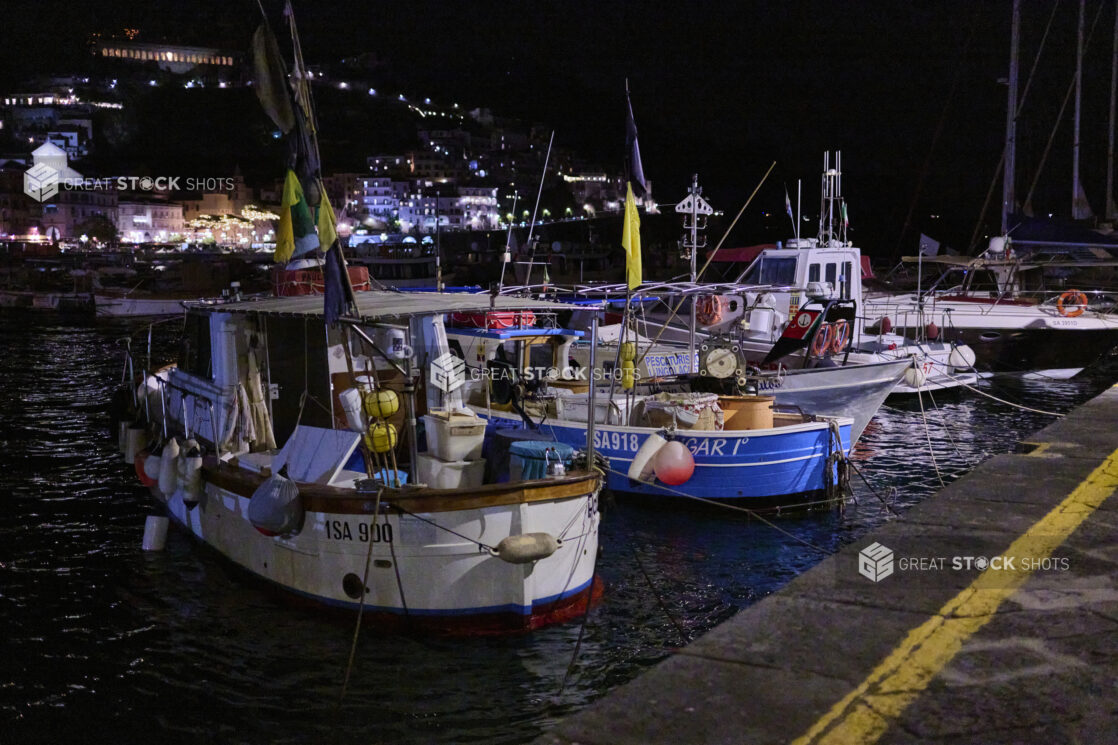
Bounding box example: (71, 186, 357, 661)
(338, 81, 348, 89)
(149, 80, 156, 86)
(368, 88, 376, 95)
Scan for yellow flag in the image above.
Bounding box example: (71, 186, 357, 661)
(317, 183, 337, 249)
(622, 181, 641, 290)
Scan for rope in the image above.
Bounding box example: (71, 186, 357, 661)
(846, 459, 901, 517)
(390, 504, 497, 552)
(935, 368, 1064, 417)
(916, 388, 945, 488)
(926, 388, 965, 459)
(340, 487, 383, 702)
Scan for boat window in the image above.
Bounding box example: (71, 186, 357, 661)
(842, 261, 853, 298)
(808, 264, 820, 283)
(739, 256, 796, 285)
(825, 263, 837, 288)
(179, 313, 212, 379)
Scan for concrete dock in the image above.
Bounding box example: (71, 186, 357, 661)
(537, 384, 1118, 744)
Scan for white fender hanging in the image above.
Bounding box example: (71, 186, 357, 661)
(904, 364, 928, 389)
(492, 533, 559, 564)
(157, 437, 180, 496)
(948, 344, 976, 370)
(180, 439, 204, 509)
(627, 431, 668, 482)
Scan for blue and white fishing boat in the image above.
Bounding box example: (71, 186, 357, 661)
(480, 405, 853, 508)
(451, 320, 854, 509)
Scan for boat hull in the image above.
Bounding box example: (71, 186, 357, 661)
(476, 409, 853, 508)
(891, 324, 1118, 378)
(94, 294, 186, 317)
(147, 460, 601, 635)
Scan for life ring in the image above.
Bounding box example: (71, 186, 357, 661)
(810, 323, 834, 357)
(829, 319, 850, 354)
(1057, 290, 1088, 318)
(695, 295, 726, 326)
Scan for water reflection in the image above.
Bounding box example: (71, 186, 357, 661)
(1, 317, 1113, 744)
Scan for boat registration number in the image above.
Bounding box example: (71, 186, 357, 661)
(324, 519, 394, 543)
(592, 430, 641, 451)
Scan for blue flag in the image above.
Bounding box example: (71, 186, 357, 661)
(323, 242, 351, 326)
(625, 88, 647, 198)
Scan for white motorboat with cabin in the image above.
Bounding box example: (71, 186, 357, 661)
(863, 237, 1118, 378)
(644, 154, 979, 395)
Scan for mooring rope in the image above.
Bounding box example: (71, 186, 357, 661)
(340, 487, 383, 703)
(933, 365, 1064, 417)
(916, 388, 945, 488)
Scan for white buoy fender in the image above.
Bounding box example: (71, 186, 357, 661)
(124, 425, 146, 465)
(180, 439, 203, 508)
(142, 515, 169, 551)
(493, 532, 559, 564)
(627, 432, 668, 481)
(143, 450, 162, 481)
(948, 345, 976, 370)
(157, 437, 180, 496)
(904, 365, 928, 389)
(248, 470, 303, 536)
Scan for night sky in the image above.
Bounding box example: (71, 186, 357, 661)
(5, 1, 1116, 255)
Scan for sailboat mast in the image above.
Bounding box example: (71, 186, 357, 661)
(1108, 1, 1118, 220)
(1073, 0, 1085, 219)
(1002, 0, 1021, 235)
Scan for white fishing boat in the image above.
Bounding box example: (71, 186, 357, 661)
(643, 154, 979, 395)
(122, 291, 602, 634)
(549, 317, 910, 445)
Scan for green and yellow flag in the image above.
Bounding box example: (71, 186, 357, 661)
(275, 169, 318, 263)
(622, 181, 641, 290)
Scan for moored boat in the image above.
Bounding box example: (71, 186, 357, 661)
(120, 291, 602, 634)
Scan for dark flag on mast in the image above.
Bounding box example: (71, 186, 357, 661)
(625, 85, 647, 198)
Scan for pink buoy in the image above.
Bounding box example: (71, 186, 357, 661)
(925, 321, 940, 340)
(879, 316, 893, 334)
(653, 441, 695, 486)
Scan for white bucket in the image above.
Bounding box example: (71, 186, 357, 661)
(339, 388, 366, 433)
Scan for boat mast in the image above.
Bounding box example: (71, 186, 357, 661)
(819, 151, 842, 246)
(1002, 0, 1021, 235)
(676, 174, 712, 373)
(1108, 1, 1118, 221)
(1073, 0, 1087, 220)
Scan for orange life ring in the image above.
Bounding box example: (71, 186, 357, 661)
(1057, 290, 1088, 318)
(695, 295, 725, 326)
(810, 322, 834, 357)
(829, 319, 850, 354)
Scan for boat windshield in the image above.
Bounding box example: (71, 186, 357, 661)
(737, 256, 796, 286)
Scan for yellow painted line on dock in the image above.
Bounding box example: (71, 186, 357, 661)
(792, 446, 1118, 745)
(1021, 441, 1052, 457)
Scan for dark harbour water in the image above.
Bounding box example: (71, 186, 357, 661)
(2, 315, 1115, 745)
